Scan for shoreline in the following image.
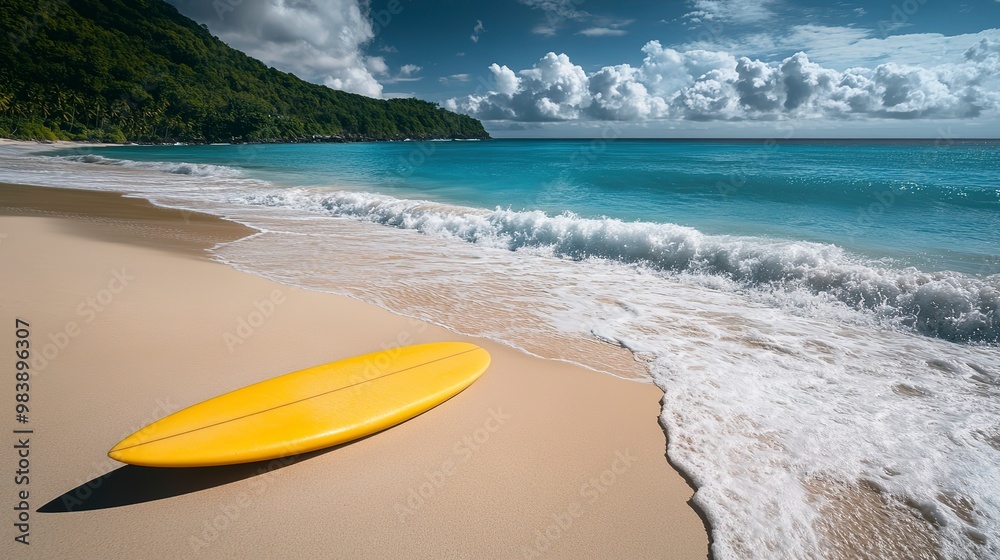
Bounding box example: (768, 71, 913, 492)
(0, 135, 490, 149)
(6, 137, 1000, 148)
(0, 183, 709, 558)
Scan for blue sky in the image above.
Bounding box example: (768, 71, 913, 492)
(167, 0, 1000, 137)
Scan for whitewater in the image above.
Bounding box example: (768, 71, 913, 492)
(1, 139, 997, 559)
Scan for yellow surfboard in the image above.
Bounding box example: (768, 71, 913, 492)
(109, 342, 490, 467)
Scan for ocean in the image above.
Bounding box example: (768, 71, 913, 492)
(2, 138, 998, 558)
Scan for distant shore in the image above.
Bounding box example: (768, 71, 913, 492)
(0, 135, 489, 148)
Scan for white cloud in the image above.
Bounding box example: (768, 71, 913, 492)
(683, 0, 779, 26)
(578, 27, 627, 37)
(490, 64, 520, 96)
(447, 37, 1000, 123)
(366, 56, 389, 76)
(324, 67, 382, 97)
(780, 25, 873, 63)
(439, 74, 471, 84)
(577, 20, 632, 37)
(399, 64, 421, 76)
(518, 0, 587, 21)
(682, 26, 1000, 71)
(794, 29, 1000, 69)
(166, 0, 384, 97)
(449, 53, 590, 121)
(520, 0, 589, 36)
(381, 64, 423, 84)
(588, 64, 668, 120)
(518, 53, 591, 119)
(471, 20, 486, 43)
(521, 0, 633, 39)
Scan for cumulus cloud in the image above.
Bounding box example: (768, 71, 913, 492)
(447, 38, 1000, 122)
(166, 0, 384, 97)
(489, 64, 520, 96)
(588, 64, 668, 120)
(445, 53, 589, 121)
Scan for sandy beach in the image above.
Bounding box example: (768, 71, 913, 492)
(0, 184, 708, 559)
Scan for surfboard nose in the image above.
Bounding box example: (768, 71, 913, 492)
(108, 437, 142, 464)
(107, 442, 157, 467)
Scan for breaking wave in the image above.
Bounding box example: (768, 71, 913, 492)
(60, 154, 243, 178)
(245, 188, 1000, 344)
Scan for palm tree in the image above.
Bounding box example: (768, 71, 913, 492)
(66, 91, 84, 133)
(48, 86, 70, 128)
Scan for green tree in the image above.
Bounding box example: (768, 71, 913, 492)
(0, 0, 489, 143)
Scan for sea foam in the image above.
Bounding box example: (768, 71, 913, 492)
(60, 154, 243, 178)
(6, 147, 997, 559)
(243, 188, 1000, 344)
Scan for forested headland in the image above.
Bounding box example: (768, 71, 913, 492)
(0, 0, 490, 143)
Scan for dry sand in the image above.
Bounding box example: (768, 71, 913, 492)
(0, 184, 708, 559)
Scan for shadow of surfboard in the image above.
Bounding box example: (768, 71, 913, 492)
(37, 444, 344, 513)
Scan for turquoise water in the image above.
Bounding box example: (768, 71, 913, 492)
(58, 139, 1000, 275)
(8, 138, 998, 558)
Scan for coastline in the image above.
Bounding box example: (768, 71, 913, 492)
(0, 184, 709, 558)
(0, 134, 489, 148)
